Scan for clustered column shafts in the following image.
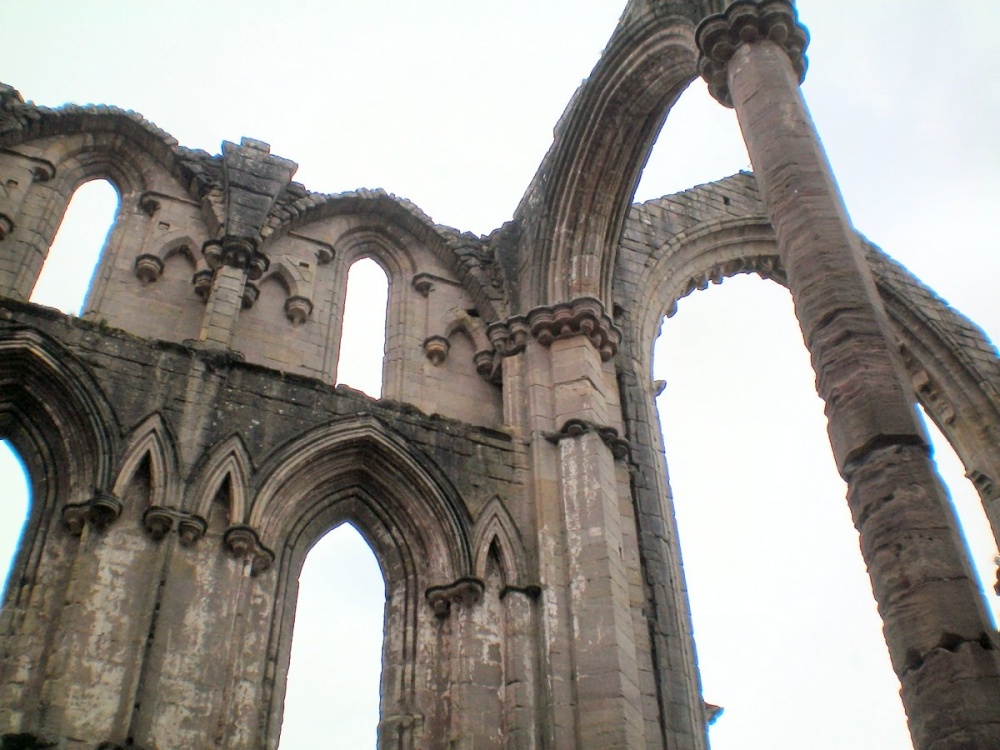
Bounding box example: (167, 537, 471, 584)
(197, 236, 268, 350)
(696, 2, 1000, 747)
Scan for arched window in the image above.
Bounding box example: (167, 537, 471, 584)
(0, 441, 29, 600)
(30, 179, 118, 315)
(336, 257, 389, 397)
(653, 274, 913, 749)
(279, 523, 386, 748)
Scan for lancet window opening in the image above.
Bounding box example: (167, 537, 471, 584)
(29, 178, 118, 315)
(278, 522, 386, 749)
(652, 275, 914, 748)
(336, 256, 389, 397)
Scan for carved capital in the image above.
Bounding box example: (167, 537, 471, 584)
(143, 506, 175, 540)
(527, 297, 622, 361)
(241, 281, 259, 309)
(423, 335, 450, 365)
(134, 254, 164, 283)
(224, 524, 275, 576)
(544, 418, 631, 461)
(0, 213, 14, 241)
(202, 237, 270, 280)
(474, 348, 499, 383)
(177, 515, 208, 546)
(487, 316, 530, 358)
(696, 0, 809, 107)
(411, 272, 435, 297)
(89, 491, 123, 527)
(192, 269, 213, 301)
(284, 295, 313, 325)
(138, 192, 161, 217)
(62, 491, 122, 535)
(141, 506, 208, 545)
(426, 577, 485, 618)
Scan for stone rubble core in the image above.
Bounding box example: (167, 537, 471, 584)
(1, 2, 1000, 749)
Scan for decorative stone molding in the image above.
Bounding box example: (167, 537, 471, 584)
(486, 316, 530, 358)
(696, 0, 809, 107)
(143, 506, 175, 540)
(139, 192, 161, 217)
(412, 272, 435, 297)
(544, 418, 631, 461)
(202, 237, 269, 280)
(241, 281, 259, 309)
(192, 269, 213, 301)
(134, 254, 164, 283)
(178, 515, 208, 546)
(284, 295, 313, 325)
(223, 524, 275, 576)
(425, 576, 485, 618)
(0, 212, 14, 241)
(62, 491, 123, 535)
(423, 335, 450, 365)
(141, 506, 208, 545)
(474, 348, 498, 382)
(526, 297, 621, 360)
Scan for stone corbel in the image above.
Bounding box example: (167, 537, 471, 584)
(0, 213, 14, 241)
(223, 524, 275, 576)
(423, 335, 450, 365)
(284, 295, 313, 325)
(425, 576, 485, 618)
(202, 237, 269, 280)
(62, 491, 123, 535)
(412, 272, 435, 297)
(474, 348, 500, 383)
(241, 281, 259, 309)
(486, 316, 530, 358)
(544, 418, 631, 461)
(192, 268, 213, 301)
(139, 192, 161, 217)
(142, 506, 208, 545)
(134, 254, 165, 283)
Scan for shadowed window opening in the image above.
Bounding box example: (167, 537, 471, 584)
(30, 179, 118, 315)
(336, 257, 388, 398)
(279, 523, 386, 749)
(653, 274, 913, 750)
(0, 441, 30, 602)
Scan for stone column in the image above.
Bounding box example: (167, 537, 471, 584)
(697, 3, 1000, 748)
(197, 237, 267, 350)
(529, 299, 643, 749)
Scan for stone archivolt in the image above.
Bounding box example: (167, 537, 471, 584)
(2, 2, 1000, 750)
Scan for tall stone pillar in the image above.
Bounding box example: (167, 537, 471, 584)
(696, 3, 1000, 747)
(496, 298, 643, 749)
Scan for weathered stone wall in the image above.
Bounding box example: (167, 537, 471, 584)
(2, 1, 1000, 748)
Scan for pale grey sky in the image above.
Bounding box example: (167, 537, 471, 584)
(1, 2, 998, 749)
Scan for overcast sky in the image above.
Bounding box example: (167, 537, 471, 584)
(1, 2, 998, 749)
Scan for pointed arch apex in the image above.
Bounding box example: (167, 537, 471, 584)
(473, 495, 529, 589)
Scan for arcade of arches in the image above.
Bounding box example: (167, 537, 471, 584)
(1, 2, 1000, 749)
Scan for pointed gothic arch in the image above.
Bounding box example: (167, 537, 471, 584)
(246, 414, 474, 748)
(112, 413, 180, 511)
(188, 434, 254, 526)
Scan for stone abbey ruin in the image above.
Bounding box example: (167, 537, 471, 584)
(2, 1, 999, 748)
